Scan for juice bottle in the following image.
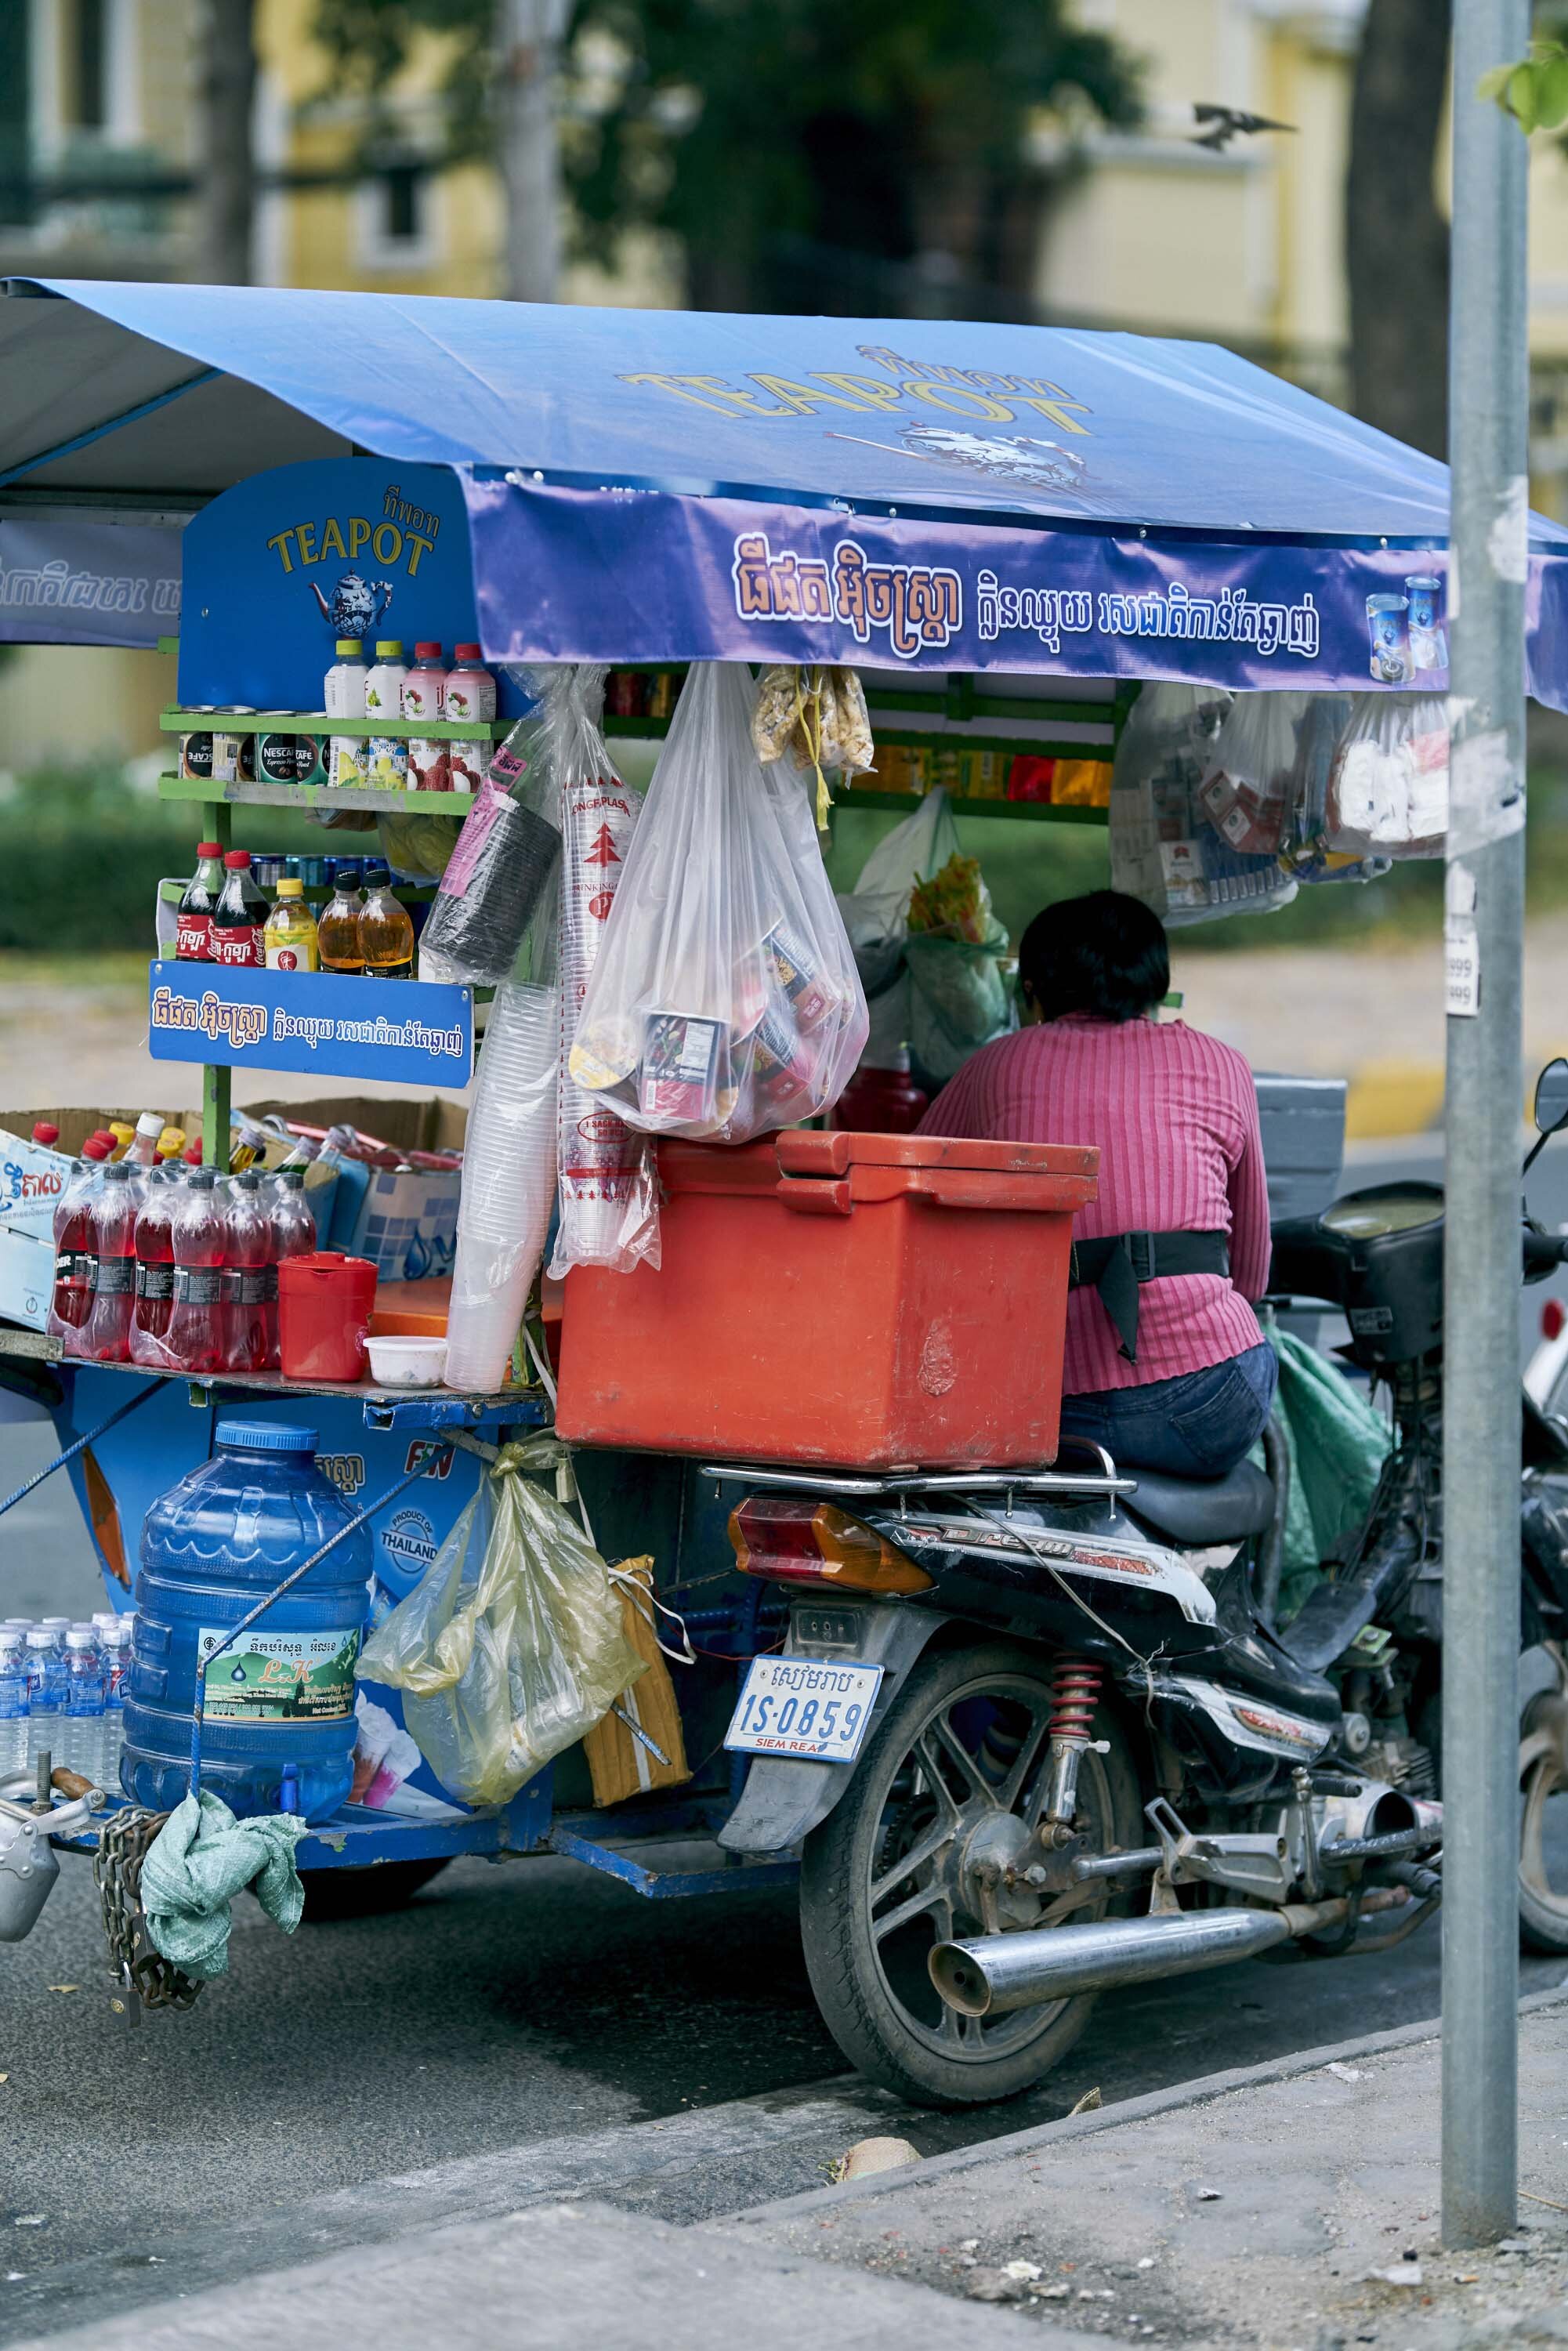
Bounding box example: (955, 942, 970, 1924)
(404, 641, 448, 791)
(263, 878, 320, 973)
(365, 641, 409, 787)
(223, 1171, 275, 1372)
(31, 1122, 60, 1148)
(176, 844, 225, 962)
(129, 1168, 178, 1367)
(444, 644, 495, 793)
(48, 1138, 112, 1355)
(209, 852, 268, 969)
(359, 860, 415, 979)
(318, 860, 366, 976)
(125, 1110, 165, 1168)
(80, 1163, 139, 1363)
(107, 1122, 136, 1161)
(167, 1168, 226, 1373)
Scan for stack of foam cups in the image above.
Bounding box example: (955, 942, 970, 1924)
(443, 978, 560, 1393)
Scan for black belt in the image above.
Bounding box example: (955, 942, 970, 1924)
(1069, 1230, 1231, 1364)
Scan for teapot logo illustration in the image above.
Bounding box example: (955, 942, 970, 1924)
(308, 569, 394, 637)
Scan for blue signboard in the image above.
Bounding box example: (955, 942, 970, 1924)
(148, 963, 473, 1088)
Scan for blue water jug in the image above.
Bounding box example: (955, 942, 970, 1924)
(123, 1420, 371, 1823)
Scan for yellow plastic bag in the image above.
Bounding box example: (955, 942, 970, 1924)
(357, 1435, 646, 1806)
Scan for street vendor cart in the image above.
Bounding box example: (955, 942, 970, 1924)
(2, 281, 1568, 2098)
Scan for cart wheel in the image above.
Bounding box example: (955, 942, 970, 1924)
(299, 1858, 452, 1922)
(1519, 1643, 1568, 1954)
(798, 1639, 1143, 2109)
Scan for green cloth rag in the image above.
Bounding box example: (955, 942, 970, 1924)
(140, 1789, 308, 1980)
(1257, 1325, 1392, 1626)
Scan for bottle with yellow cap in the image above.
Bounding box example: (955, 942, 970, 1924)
(158, 1125, 188, 1163)
(263, 878, 320, 973)
(107, 1122, 135, 1161)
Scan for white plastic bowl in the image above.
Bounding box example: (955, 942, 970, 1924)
(366, 1334, 448, 1389)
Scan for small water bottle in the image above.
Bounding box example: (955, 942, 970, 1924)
(25, 1628, 65, 1773)
(100, 1619, 132, 1796)
(0, 1636, 29, 1779)
(63, 1628, 107, 1788)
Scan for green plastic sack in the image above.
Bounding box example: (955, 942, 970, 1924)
(358, 1435, 646, 1806)
(1259, 1326, 1392, 1625)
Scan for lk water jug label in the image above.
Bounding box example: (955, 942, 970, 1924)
(197, 1625, 361, 1722)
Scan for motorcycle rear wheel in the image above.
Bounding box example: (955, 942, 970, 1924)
(1519, 1643, 1568, 1954)
(798, 1639, 1143, 2109)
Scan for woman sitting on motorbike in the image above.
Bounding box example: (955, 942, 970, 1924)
(917, 887, 1276, 1478)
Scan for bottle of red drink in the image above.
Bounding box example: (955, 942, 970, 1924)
(129, 1168, 178, 1367)
(79, 1164, 139, 1362)
(268, 1168, 316, 1371)
(209, 852, 267, 969)
(176, 844, 226, 962)
(223, 1171, 274, 1372)
(31, 1122, 60, 1148)
(166, 1168, 226, 1372)
(47, 1139, 112, 1355)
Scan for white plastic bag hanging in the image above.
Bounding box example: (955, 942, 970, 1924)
(1324, 693, 1448, 859)
(531, 665, 661, 1278)
(1110, 683, 1297, 925)
(1197, 692, 1311, 857)
(570, 663, 868, 1143)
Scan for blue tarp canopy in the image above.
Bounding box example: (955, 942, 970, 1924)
(2, 277, 1566, 698)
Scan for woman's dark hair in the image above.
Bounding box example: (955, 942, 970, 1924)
(1017, 889, 1170, 1023)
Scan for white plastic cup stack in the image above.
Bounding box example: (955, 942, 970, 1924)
(444, 980, 559, 1393)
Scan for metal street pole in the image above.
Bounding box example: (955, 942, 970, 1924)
(1442, 0, 1530, 2251)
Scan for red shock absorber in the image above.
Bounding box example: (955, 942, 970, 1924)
(1049, 1655, 1103, 1744)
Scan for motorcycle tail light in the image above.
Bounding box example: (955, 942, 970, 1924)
(727, 1499, 932, 1595)
(1543, 1296, 1566, 1342)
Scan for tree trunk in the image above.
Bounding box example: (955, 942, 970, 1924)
(195, 0, 256, 285)
(499, 0, 568, 302)
(1345, 0, 1451, 458)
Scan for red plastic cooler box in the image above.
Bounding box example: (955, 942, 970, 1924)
(556, 1129, 1099, 1470)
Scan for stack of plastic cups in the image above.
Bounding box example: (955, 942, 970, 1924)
(444, 980, 560, 1393)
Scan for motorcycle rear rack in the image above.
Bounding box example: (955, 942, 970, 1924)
(701, 1455, 1137, 1501)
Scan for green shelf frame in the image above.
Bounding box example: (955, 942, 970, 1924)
(836, 788, 1108, 825)
(158, 770, 478, 816)
(161, 708, 507, 741)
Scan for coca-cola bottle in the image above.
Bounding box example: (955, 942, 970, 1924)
(223, 1172, 274, 1372)
(47, 1139, 112, 1356)
(166, 1168, 226, 1372)
(79, 1164, 139, 1363)
(176, 844, 226, 962)
(129, 1168, 178, 1367)
(208, 852, 267, 969)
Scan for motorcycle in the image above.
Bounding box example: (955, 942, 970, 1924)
(709, 1060, 1568, 2108)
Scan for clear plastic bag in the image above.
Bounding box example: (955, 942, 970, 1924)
(1197, 692, 1310, 857)
(1324, 692, 1448, 859)
(546, 665, 661, 1276)
(569, 663, 868, 1143)
(904, 849, 1015, 1084)
(1110, 683, 1298, 925)
(358, 1434, 646, 1808)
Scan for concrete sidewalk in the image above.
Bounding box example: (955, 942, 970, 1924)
(736, 1986, 1568, 2349)
(19, 1991, 1568, 2350)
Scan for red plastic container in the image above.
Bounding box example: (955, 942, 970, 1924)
(277, 1253, 378, 1382)
(557, 1130, 1099, 1470)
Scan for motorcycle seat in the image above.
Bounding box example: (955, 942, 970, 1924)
(1123, 1459, 1276, 1546)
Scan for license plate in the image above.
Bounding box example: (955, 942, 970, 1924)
(723, 1655, 885, 1763)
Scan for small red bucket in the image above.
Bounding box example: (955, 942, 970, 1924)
(278, 1253, 378, 1382)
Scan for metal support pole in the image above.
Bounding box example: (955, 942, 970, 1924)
(1443, 0, 1530, 2250)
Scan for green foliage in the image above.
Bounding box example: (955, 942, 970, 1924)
(1479, 42, 1568, 132)
(312, 0, 1143, 304)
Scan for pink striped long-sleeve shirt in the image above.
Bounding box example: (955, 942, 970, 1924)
(918, 1015, 1269, 1396)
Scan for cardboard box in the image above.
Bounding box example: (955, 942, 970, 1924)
(246, 1097, 467, 1283)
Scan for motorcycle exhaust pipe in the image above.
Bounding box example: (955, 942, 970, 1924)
(929, 1897, 1351, 2017)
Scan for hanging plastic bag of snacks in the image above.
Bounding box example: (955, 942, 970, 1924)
(1197, 692, 1311, 857)
(751, 664, 875, 827)
(570, 662, 868, 1144)
(1324, 693, 1449, 860)
(1110, 683, 1297, 924)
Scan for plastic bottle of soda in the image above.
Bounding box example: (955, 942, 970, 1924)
(223, 1171, 274, 1372)
(176, 843, 226, 962)
(209, 852, 268, 969)
(167, 1167, 227, 1372)
(80, 1163, 139, 1362)
(129, 1168, 179, 1367)
(359, 860, 415, 979)
(318, 860, 366, 976)
(270, 1166, 318, 1271)
(31, 1122, 59, 1148)
(125, 1110, 165, 1168)
(48, 1137, 113, 1355)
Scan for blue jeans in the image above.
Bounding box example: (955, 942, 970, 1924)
(1057, 1341, 1278, 1478)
